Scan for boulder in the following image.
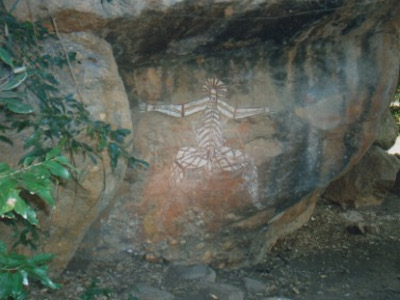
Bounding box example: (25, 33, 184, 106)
(0, 32, 132, 274)
(41, 32, 132, 274)
(374, 109, 398, 150)
(323, 106, 400, 208)
(323, 146, 400, 208)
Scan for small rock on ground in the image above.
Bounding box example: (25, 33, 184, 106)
(169, 264, 216, 282)
(127, 284, 175, 300)
(244, 277, 266, 293)
(199, 282, 245, 300)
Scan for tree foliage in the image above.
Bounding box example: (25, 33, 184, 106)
(0, 241, 60, 300)
(0, 43, 65, 299)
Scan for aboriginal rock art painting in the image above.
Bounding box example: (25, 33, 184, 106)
(140, 78, 272, 205)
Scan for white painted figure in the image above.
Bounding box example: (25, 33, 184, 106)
(140, 78, 272, 207)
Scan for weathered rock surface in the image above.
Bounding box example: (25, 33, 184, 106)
(323, 145, 400, 208)
(98, 0, 399, 268)
(0, 32, 131, 273)
(374, 109, 399, 150)
(324, 107, 400, 208)
(5, 0, 400, 270)
(4, 0, 344, 35)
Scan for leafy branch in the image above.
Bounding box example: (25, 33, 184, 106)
(0, 148, 71, 225)
(0, 241, 60, 300)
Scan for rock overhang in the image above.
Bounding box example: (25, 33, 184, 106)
(104, 0, 345, 70)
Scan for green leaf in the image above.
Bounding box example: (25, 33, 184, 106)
(33, 188, 55, 207)
(12, 225, 40, 250)
(0, 97, 20, 105)
(108, 142, 119, 169)
(111, 128, 131, 143)
(97, 135, 107, 152)
(0, 135, 13, 145)
(1, 252, 26, 268)
(0, 272, 13, 299)
(11, 273, 27, 300)
(115, 128, 131, 136)
(30, 265, 60, 290)
(1, 72, 27, 91)
(128, 157, 150, 168)
(0, 240, 7, 253)
(54, 155, 70, 166)
(24, 131, 42, 149)
(27, 253, 55, 265)
(81, 142, 94, 153)
(0, 162, 11, 173)
(0, 269, 26, 300)
(7, 100, 34, 114)
(13, 194, 38, 226)
(20, 149, 47, 165)
(88, 152, 98, 165)
(0, 47, 14, 67)
(45, 148, 61, 160)
(22, 155, 37, 167)
(1, 96, 34, 114)
(19, 174, 55, 207)
(43, 160, 70, 179)
(30, 165, 52, 179)
(0, 90, 25, 99)
(0, 182, 19, 215)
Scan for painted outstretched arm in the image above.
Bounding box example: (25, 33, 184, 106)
(217, 99, 272, 119)
(139, 97, 209, 117)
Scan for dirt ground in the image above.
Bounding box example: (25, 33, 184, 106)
(260, 193, 400, 300)
(28, 192, 400, 300)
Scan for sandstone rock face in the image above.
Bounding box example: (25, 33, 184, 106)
(5, 0, 400, 270)
(0, 32, 131, 274)
(123, 1, 400, 267)
(78, 1, 400, 268)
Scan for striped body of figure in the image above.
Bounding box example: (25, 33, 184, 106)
(139, 77, 272, 206)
